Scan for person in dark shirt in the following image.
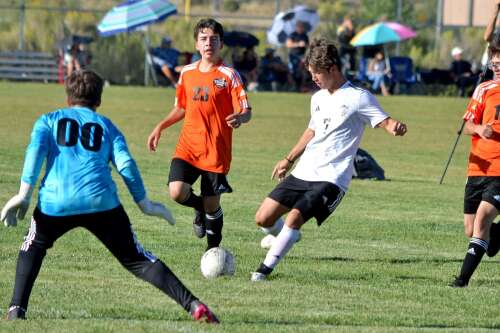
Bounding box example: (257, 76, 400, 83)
(258, 48, 290, 91)
(449, 47, 477, 97)
(337, 16, 357, 75)
(150, 36, 181, 87)
(286, 21, 309, 91)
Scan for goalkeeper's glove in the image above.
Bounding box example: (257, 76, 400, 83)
(137, 198, 176, 225)
(1, 182, 34, 227)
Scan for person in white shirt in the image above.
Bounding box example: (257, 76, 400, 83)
(250, 38, 407, 281)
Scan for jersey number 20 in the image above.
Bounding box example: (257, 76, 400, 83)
(57, 118, 103, 152)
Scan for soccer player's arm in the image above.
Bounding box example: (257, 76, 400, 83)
(272, 128, 315, 181)
(484, 0, 500, 42)
(376, 117, 407, 136)
(462, 91, 490, 139)
(1, 116, 49, 226)
(226, 72, 252, 128)
(111, 125, 175, 225)
(147, 82, 186, 151)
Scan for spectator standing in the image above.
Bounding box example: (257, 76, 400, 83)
(337, 16, 357, 76)
(286, 21, 309, 91)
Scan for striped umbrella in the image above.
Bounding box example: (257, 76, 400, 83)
(97, 0, 177, 37)
(350, 22, 416, 46)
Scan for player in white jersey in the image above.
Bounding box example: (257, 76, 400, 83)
(250, 38, 407, 281)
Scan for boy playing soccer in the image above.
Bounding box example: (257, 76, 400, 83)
(450, 45, 500, 287)
(147, 18, 251, 251)
(1, 70, 218, 323)
(250, 38, 407, 281)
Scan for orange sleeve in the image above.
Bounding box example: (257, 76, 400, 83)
(463, 85, 486, 123)
(231, 71, 250, 112)
(175, 72, 187, 109)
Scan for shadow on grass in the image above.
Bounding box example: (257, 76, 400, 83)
(296, 255, 464, 264)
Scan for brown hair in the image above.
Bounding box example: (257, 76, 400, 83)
(65, 69, 104, 108)
(193, 18, 224, 40)
(488, 44, 500, 60)
(304, 38, 342, 72)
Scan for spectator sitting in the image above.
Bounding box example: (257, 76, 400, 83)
(258, 48, 290, 91)
(367, 51, 391, 96)
(450, 47, 478, 97)
(150, 36, 180, 87)
(233, 46, 259, 91)
(76, 43, 92, 69)
(286, 21, 309, 91)
(337, 16, 357, 76)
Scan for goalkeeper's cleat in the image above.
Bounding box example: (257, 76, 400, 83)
(6, 306, 26, 320)
(190, 300, 219, 324)
(448, 276, 468, 288)
(193, 210, 206, 238)
(260, 231, 301, 249)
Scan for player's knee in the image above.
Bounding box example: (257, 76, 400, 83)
(169, 186, 187, 203)
(255, 210, 272, 228)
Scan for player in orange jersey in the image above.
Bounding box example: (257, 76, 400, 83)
(147, 18, 251, 251)
(451, 45, 500, 287)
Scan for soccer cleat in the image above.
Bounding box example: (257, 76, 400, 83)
(6, 306, 26, 320)
(448, 276, 468, 288)
(190, 300, 220, 324)
(250, 271, 268, 282)
(260, 231, 301, 249)
(193, 210, 206, 238)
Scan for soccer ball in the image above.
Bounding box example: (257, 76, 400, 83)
(200, 247, 236, 279)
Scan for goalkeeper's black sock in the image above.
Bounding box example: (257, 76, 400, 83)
(205, 207, 223, 250)
(457, 237, 488, 284)
(256, 263, 273, 276)
(11, 247, 46, 310)
(179, 190, 204, 213)
(141, 260, 198, 312)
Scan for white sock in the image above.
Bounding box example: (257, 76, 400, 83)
(263, 225, 300, 269)
(260, 217, 284, 236)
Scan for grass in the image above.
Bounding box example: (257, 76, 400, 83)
(0, 82, 498, 333)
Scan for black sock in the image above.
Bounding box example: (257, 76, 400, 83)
(458, 237, 488, 284)
(490, 222, 500, 239)
(205, 207, 223, 250)
(140, 260, 198, 312)
(10, 247, 46, 310)
(180, 190, 204, 213)
(256, 263, 273, 275)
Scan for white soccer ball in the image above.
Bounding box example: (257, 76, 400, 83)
(200, 247, 236, 279)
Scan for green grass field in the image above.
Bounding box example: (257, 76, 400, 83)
(0, 82, 499, 333)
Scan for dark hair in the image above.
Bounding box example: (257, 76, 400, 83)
(488, 44, 500, 59)
(193, 18, 224, 40)
(304, 38, 342, 72)
(65, 69, 104, 108)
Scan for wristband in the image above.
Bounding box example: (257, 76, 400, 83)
(285, 157, 294, 164)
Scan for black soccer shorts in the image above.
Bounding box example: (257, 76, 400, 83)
(24, 206, 157, 264)
(268, 175, 344, 225)
(168, 158, 233, 196)
(464, 176, 500, 214)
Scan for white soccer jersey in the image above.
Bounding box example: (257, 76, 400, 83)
(291, 81, 388, 192)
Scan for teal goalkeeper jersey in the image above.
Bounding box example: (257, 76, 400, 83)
(21, 106, 146, 216)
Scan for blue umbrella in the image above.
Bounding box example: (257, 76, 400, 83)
(97, 0, 177, 85)
(97, 0, 177, 37)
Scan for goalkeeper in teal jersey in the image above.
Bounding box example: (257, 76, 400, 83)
(1, 70, 219, 323)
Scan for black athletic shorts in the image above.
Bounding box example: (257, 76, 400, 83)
(168, 158, 233, 196)
(24, 206, 157, 263)
(464, 176, 500, 214)
(268, 175, 344, 225)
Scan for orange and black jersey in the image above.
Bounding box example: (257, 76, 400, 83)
(173, 61, 250, 174)
(463, 80, 500, 176)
